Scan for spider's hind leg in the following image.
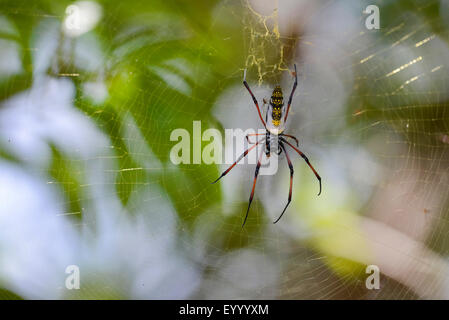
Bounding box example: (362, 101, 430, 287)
(280, 134, 299, 147)
(273, 142, 294, 224)
(243, 148, 265, 227)
(212, 139, 264, 184)
(281, 137, 322, 196)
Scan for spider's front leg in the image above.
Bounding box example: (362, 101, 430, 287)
(243, 69, 267, 129)
(284, 64, 298, 123)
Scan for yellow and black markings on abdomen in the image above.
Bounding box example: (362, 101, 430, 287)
(271, 86, 283, 126)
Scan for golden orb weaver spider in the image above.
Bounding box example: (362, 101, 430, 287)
(213, 65, 322, 227)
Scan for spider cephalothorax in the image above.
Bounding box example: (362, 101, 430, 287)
(270, 86, 284, 126)
(213, 65, 322, 227)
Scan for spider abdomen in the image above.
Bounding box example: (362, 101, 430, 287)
(271, 106, 282, 126)
(270, 85, 284, 128)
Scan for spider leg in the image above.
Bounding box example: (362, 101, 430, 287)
(280, 133, 299, 147)
(265, 131, 271, 157)
(246, 133, 265, 144)
(283, 64, 298, 123)
(274, 142, 293, 224)
(242, 146, 265, 227)
(212, 139, 265, 184)
(281, 138, 322, 196)
(276, 146, 282, 155)
(243, 69, 267, 129)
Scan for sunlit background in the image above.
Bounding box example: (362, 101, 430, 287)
(1, 0, 449, 299)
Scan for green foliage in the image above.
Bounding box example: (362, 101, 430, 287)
(0, 0, 258, 298)
(48, 146, 84, 221)
(0, 288, 23, 300)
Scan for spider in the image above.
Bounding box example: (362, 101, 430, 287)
(213, 64, 322, 227)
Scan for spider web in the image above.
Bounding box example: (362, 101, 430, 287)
(231, 2, 447, 298)
(1, 0, 449, 300)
